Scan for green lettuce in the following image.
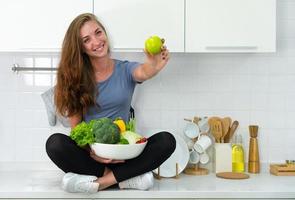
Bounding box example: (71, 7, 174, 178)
(69, 121, 94, 147)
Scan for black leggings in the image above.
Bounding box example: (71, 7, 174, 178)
(46, 131, 176, 182)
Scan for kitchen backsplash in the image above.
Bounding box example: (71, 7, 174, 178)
(0, 0, 294, 169)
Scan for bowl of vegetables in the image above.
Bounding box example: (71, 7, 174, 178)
(91, 138, 147, 160)
(70, 117, 148, 160)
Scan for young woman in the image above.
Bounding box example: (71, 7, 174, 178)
(45, 13, 176, 193)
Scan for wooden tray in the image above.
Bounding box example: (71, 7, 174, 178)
(216, 172, 249, 179)
(270, 164, 295, 176)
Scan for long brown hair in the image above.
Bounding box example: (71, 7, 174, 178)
(55, 13, 107, 117)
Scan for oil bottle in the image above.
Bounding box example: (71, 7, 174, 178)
(232, 134, 245, 172)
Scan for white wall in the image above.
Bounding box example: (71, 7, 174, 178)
(0, 0, 294, 169)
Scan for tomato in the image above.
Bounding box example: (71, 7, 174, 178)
(136, 137, 147, 144)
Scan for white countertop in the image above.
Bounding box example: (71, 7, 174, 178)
(0, 170, 294, 199)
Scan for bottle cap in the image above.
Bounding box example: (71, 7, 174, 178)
(233, 134, 243, 144)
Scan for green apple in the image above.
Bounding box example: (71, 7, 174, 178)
(145, 35, 163, 55)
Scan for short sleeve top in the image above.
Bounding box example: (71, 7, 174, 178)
(83, 59, 140, 123)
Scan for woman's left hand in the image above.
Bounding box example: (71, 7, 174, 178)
(144, 39, 170, 72)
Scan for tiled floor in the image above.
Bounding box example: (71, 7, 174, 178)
(1, 170, 295, 199)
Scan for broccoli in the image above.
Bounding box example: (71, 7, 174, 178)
(91, 117, 120, 144)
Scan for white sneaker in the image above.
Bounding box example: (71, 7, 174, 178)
(62, 172, 99, 193)
(119, 172, 154, 190)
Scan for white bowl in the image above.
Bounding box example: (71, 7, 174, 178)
(90, 141, 147, 160)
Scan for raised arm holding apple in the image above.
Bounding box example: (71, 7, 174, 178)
(132, 35, 170, 82)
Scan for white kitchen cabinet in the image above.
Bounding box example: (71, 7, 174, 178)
(185, 0, 276, 52)
(93, 0, 184, 52)
(0, 0, 92, 52)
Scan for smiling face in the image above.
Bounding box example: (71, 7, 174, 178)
(80, 20, 109, 58)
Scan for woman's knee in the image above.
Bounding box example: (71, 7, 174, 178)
(156, 131, 176, 155)
(46, 133, 68, 157)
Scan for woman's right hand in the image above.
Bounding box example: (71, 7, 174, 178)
(90, 149, 125, 164)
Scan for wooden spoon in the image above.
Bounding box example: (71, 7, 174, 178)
(224, 120, 239, 143)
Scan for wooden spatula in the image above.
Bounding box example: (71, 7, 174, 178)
(208, 117, 221, 128)
(221, 117, 231, 143)
(212, 120, 222, 143)
(208, 117, 221, 135)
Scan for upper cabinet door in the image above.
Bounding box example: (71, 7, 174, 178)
(94, 0, 184, 52)
(185, 0, 276, 52)
(0, 0, 92, 52)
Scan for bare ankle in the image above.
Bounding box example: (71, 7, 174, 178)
(95, 172, 117, 190)
(103, 167, 111, 176)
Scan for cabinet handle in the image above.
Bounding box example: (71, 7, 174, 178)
(19, 48, 60, 52)
(205, 46, 258, 50)
(112, 47, 143, 52)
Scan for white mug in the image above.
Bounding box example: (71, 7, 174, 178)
(200, 151, 210, 164)
(189, 149, 200, 164)
(186, 139, 195, 150)
(198, 117, 210, 133)
(184, 122, 200, 139)
(193, 135, 212, 153)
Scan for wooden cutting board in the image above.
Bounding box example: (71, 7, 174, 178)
(216, 172, 250, 179)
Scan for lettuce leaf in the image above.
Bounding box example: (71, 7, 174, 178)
(69, 122, 94, 147)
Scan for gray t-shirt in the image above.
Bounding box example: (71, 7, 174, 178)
(83, 59, 140, 123)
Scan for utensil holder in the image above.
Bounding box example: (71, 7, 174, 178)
(214, 143, 232, 173)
